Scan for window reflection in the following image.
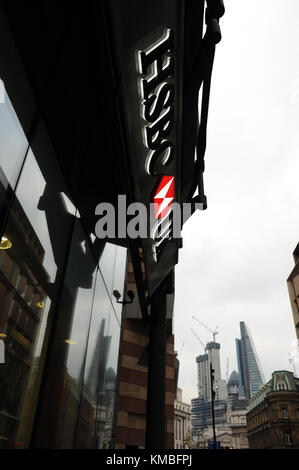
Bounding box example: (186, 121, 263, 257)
(0, 89, 127, 449)
(0, 149, 55, 448)
(99, 244, 127, 321)
(32, 219, 101, 448)
(74, 270, 111, 449)
(0, 92, 29, 229)
(0, 123, 75, 448)
(97, 303, 121, 449)
(72, 243, 126, 449)
(0, 92, 28, 185)
(35, 236, 126, 448)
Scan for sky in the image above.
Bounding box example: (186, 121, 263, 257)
(174, 0, 299, 404)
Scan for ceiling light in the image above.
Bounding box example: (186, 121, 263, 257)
(65, 339, 77, 345)
(0, 237, 12, 250)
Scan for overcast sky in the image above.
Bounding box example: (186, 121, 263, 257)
(174, 0, 299, 404)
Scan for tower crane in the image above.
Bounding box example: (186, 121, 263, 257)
(191, 328, 207, 353)
(192, 316, 219, 343)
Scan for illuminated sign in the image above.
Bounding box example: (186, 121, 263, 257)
(152, 175, 174, 219)
(137, 29, 175, 177)
(137, 29, 176, 263)
(151, 175, 175, 263)
(109, 0, 182, 294)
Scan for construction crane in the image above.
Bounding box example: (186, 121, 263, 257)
(192, 316, 219, 343)
(191, 328, 207, 353)
(180, 341, 185, 355)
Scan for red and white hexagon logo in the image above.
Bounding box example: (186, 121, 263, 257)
(152, 175, 174, 219)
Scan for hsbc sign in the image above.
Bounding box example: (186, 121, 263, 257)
(109, 0, 183, 294)
(137, 29, 175, 178)
(138, 29, 177, 265)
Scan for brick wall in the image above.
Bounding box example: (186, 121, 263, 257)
(115, 319, 175, 449)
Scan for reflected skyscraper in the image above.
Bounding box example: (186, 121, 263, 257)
(86, 319, 111, 402)
(236, 322, 265, 399)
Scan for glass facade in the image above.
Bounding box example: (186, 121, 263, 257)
(236, 322, 265, 400)
(0, 81, 127, 449)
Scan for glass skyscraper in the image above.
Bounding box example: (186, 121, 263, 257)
(236, 322, 265, 399)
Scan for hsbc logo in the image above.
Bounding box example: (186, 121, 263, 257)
(153, 175, 174, 219)
(150, 174, 175, 262)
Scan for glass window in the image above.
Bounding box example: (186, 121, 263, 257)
(32, 219, 126, 449)
(281, 408, 288, 419)
(277, 381, 287, 391)
(98, 303, 122, 449)
(99, 243, 127, 321)
(0, 81, 127, 450)
(73, 268, 113, 449)
(0, 135, 74, 448)
(32, 219, 99, 449)
(0, 90, 29, 227)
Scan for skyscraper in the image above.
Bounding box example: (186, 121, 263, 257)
(196, 341, 227, 402)
(236, 322, 265, 399)
(192, 341, 228, 434)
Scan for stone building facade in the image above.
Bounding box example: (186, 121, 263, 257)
(174, 388, 191, 449)
(247, 371, 299, 449)
(226, 399, 249, 449)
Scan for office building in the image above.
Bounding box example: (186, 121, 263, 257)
(236, 321, 265, 399)
(174, 388, 191, 449)
(247, 371, 299, 449)
(226, 399, 249, 449)
(191, 398, 228, 434)
(196, 341, 227, 402)
(0, 0, 224, 448)
(192, 340, 227, 436)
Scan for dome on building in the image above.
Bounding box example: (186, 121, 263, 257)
(228, 370, 239, 386)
